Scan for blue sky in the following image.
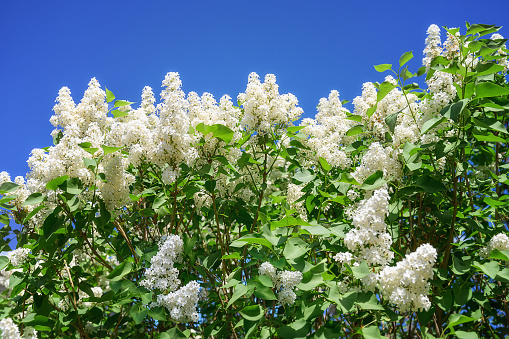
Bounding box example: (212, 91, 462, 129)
(0, 0, 508, 180)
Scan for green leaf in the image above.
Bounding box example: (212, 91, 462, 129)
(283, 237, 310, 260)
(257, 275, 274, 288)
(377, 81, 397, 102)
(399, 51, 413, 67)
(474, 118, 508, 134)
(349, 261, 370, 279)
(318, 157, 332, 172)
(161, 328, 188, 339)
(345, 113, 362, 122)
(0, 182, 20, 194)
(415, 175, 446, 193)
(112, 109, 129, 118)
(22, 193, 45, 206)
(59, 178, 83, 195)
(148, 307, 167, 321)
(107, 262, 133, 282)
(271, 216, 311, 230)
(467, 24, 496, 36)
(448, 313, 478, 328)
(489, 249, 509, 261)
(196, 122, 216, 136)
(277, 319, 310, 339)
(298, 263, 325, 291)
(385, 111, 399, 134)
(42, 208, 64, 237)
(83, 157, 97, 171)
(240, 305, 264, 321)
(293, 169, 314, 183)
(102, 145, 123, 155)
(473, 260, 499, 279)
(300, 225, 331, 236)
(338, 291, 358, 313)
(362, 326, 384, 339)
(416, 66, 426, 77)
(212, 124, 234, 143)
(346, 125, 364, 137)
(105, 88, 115, 103)
(374, 64, 392, 72)
(114, 100, 135, 107)
(227, 284, 248, 308)
(440, 99, 469, 121)
(230, 234, 273, 249)
(475, 62, 505, 76)
(0, 256, 9, 270)
(78, 142, 99, 155)
(45, 175, 69, 191)
(475, 82, 509, 98)
(455, 331, 479, 339)
(287, 126, 306, 133)
(222, 252, 241, 260)
(360, 170, 385, 191)
(421, 116, 446, 134)
(451, 256, 470, 275)
(483, 197, 507, 207)
(366, 104, 377, 118)
(9, 271, 24, 288)
(357, 292, 384, 310)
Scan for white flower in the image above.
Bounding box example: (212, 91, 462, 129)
(423, 24, 442, 69)
(0, 318, 21, 339)
(153, 281, 201, 323)
(277, 288, 297, 306)
(238, 73, 303, 133)
(9, 248, 30, 267)
(276, 270, 303, 290)
(140, 234, 184, 292)
(378, 243, 437, 312)
(259, 262, 277, 282)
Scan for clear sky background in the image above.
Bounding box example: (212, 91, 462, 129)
(1, 0, 508, 180)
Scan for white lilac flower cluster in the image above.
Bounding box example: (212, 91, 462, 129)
(0, 318, 37, 339)
(480, 233, 509, 259)
(140, 234, 184, 291)
(378, 244, 437, 312)
(337, 188, 394, 268)
(354, 76, 418, 143)
(334, 188, 393, 293)
(0, 318, 20, 339)
(352, 142, 402, 184)
(423, 24, 443, 70)
(300, 90, 357, 168)
(8, 248, 30, 267)
(238, 73, 303, 133)
(140, 234, 201, 323)
(259, 262, 303, 306)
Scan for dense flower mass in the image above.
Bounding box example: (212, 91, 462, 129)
(238, 73, 303, 133)
(8, 248, 30, 267)
(378, 244, 437, 312)
(140, 234, 184, 291)
(140, 234, 202, 323)
(338, 188, 394, 268)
